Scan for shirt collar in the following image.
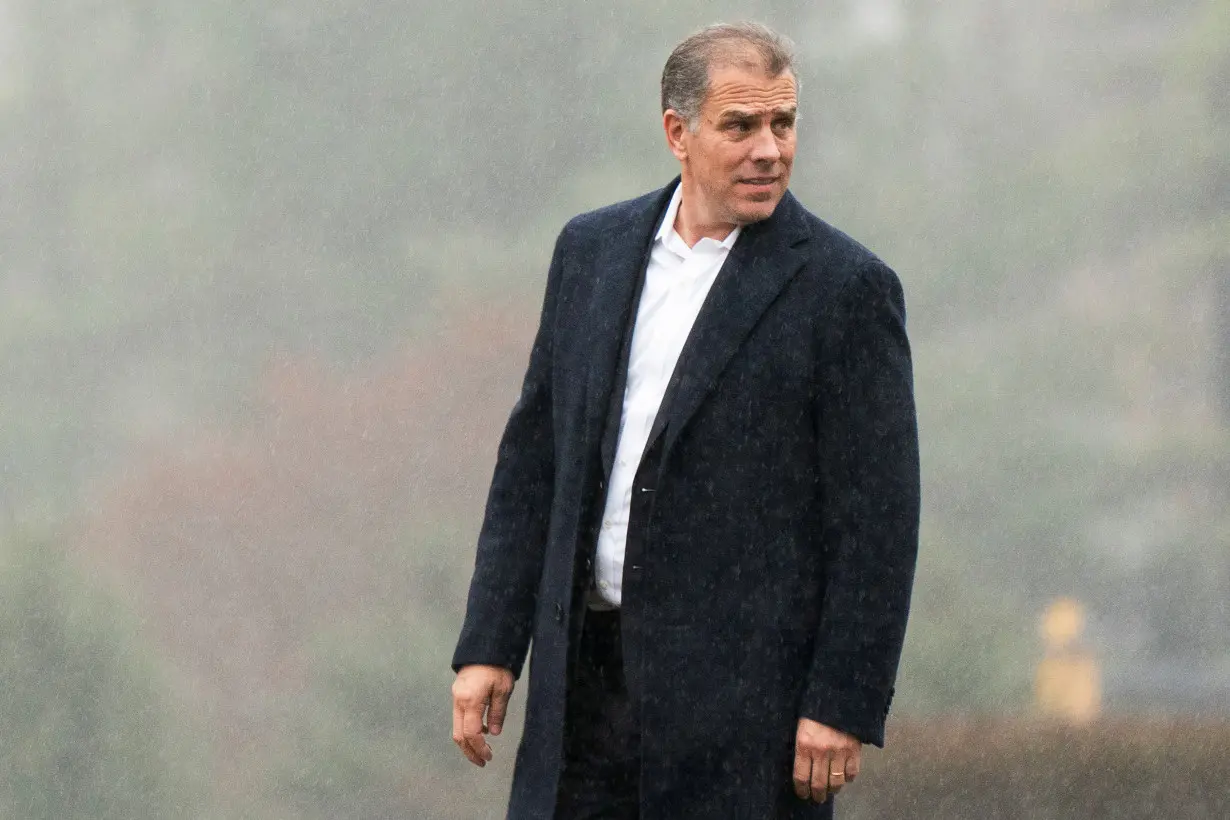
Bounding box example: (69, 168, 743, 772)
(654, 184, 742, 251)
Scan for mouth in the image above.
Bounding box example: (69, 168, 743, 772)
(738, 177, 779, 187)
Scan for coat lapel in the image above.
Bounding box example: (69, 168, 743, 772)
(647, 191, 810, 463)
(581, 183, 677, 460)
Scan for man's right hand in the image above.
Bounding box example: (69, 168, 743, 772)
(451, 664, 515, 767)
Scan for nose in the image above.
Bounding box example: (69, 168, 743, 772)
(748, 124, 781, 165)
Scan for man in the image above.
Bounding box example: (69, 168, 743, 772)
(451, 22, 919, 820)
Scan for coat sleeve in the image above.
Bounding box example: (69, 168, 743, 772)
(450, 227, 570, 679)
(799, 258, 921, 747)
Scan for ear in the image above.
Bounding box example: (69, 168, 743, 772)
(663, 109, 689, 162)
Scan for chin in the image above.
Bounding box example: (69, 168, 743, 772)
(734, 199, 780, 224)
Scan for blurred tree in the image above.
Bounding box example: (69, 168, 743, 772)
(0, 538, 208, 819)
(276, 612, 511, 820)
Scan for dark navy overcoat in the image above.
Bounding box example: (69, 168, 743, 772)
(453, 180, 920, 819)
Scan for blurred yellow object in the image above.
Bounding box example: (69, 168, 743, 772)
(1035, 598, 1101, 723)
(1042, 597, 1084, 649)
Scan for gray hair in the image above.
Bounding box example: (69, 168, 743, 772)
(661, 22, 798, 130)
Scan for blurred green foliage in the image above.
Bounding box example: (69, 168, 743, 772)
(275, 613, 512, 819)
(0, 538, 209, 819)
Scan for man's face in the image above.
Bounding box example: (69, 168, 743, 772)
(669, 63, 798, 226)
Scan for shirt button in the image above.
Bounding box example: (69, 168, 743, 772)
(618, 459, 627, 467)
(602, 521, 611, 530)
(599, 580, 610, 590)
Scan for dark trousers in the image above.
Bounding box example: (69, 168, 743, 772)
(555, 609, 641, 820)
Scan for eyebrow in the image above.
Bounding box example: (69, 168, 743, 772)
(719, 106, 798, 121)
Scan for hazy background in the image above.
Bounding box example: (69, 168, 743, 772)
(2, 1, 1228, 817)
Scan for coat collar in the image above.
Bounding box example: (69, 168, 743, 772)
(648, 186, 810, 462)
(580, 183, 675, 454)
(582, 179, 811, 468)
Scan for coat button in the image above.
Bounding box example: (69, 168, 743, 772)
(554, 602, 564, 624)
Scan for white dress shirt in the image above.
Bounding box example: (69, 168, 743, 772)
(592, 186, 741, 608)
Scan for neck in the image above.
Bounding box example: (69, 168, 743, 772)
(673, 177, 737, 248)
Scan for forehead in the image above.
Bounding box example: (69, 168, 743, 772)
(703, 65, 797, 116)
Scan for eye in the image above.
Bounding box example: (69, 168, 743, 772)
(726, 120, 752, 133)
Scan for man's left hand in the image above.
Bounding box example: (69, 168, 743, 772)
(792, 718, 861, 803)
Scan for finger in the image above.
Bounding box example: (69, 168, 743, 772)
(462, 698, 492, 765)
(845, 747, 861, 783)
(451, 700, 464, 750)
(792, 747, 812, 800)
(810, 749, 830, 803)
(452, 699, 483, 766)
(828, 751, 847, 795)
(488, 684, 511, 737)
